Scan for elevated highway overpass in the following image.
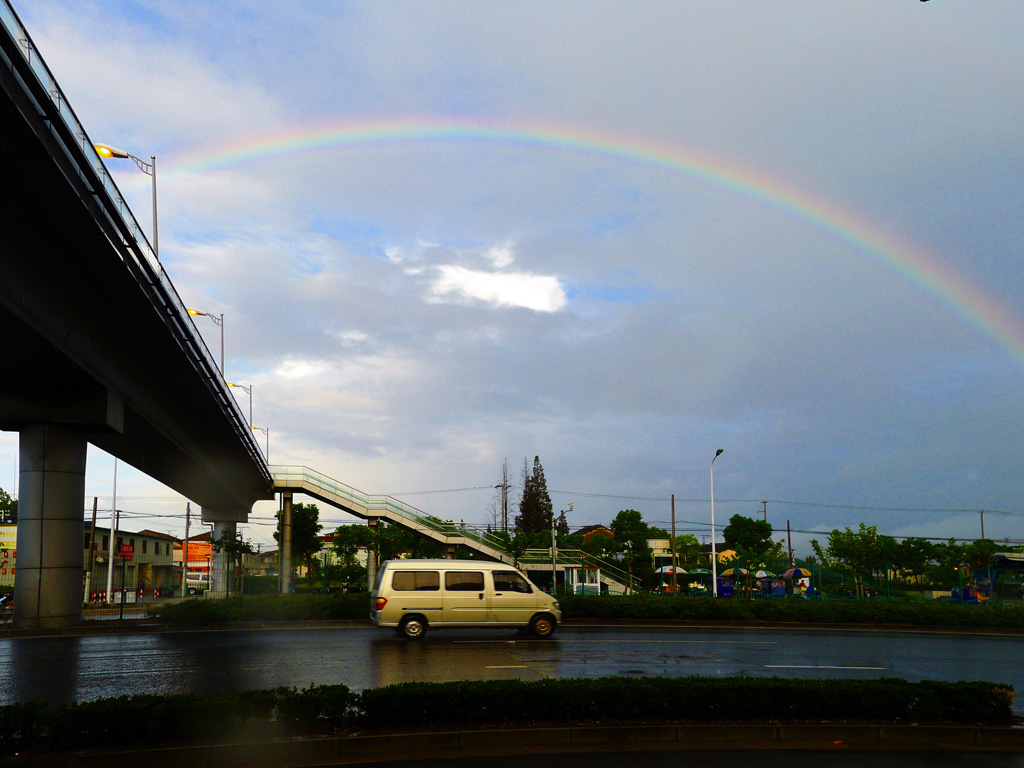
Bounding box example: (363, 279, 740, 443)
(0, 1, 274, 627)
(0, 2, 617, 627)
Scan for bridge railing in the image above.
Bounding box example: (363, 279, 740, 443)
(271, 466, 512, 559)
(0, 1, 266, 477)
(520, 549, 637, 592)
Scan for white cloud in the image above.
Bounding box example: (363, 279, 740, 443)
(429, 265, 567, 313)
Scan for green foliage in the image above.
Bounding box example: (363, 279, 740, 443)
(610, 509, 654, 586)
(673, 534, 705, 568)
(275, 502, 324, 573)
(722, 514, 778, 571)
(556, 592, 1024, 629)
(357, 676, 1013, 730)
(0, 488, 15, 524)
(0, 677, 1013, 757)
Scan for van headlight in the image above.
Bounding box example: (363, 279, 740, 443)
(552, 600, 560, 610)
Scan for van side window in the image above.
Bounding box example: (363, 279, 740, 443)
(392, 571, 440, 591)
(445, 571, 484, 592)
(493, 571, 532, 593)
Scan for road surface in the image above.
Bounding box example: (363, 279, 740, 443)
(0, 625, 1019, 713)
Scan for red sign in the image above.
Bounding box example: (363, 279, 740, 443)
(119, 544, 134, 562)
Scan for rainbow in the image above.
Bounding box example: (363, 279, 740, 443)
(141, 117, 1024, 366)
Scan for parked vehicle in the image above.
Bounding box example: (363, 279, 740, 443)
(370, 559, 561, 639)
(185, 574, 209, 596)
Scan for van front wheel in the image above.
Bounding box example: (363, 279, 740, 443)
(400, 615, 427, 639)
(529, 615, 556, 638)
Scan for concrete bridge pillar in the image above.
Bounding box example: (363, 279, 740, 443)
(209, 520, 235, 597)
(366, 518, 378, 590)
(280, 492, 292, 594)
(13, 424, 88, 629)
(445, 544, 457, 560)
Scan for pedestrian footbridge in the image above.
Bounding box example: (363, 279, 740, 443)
(271, 466, 514, 562)
(270, 466, 633, 592)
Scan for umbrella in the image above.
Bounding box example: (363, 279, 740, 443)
(754, 570, 776, 579)
(783, 567, 813, 579)
(719, 567, 748, 577)
(655, 565, 688, 574)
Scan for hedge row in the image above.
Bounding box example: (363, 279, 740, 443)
(154, 592, 1024, 629)
(0, 677, 1014, 756)
(557, 593, 1024, 628)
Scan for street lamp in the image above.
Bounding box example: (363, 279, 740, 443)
(94, 144, 158, 256)
(226, 382, 252, 426)
(187, 308, 224, 374)
(251, 426, 269, 462)
(711, 448, 724, 598)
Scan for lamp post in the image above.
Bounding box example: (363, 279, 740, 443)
(187, 308, 224, 374)
(710, 448, 724, 598)
(251, 426, 269, 462)
(226, 382, 252, 426)
(94, 144, 157, 256)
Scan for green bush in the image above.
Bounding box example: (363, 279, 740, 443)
(0, 677, 1013, 757)
(555, 593, 1024, 629)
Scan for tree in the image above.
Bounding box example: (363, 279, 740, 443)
(0, 488, 16, 524)
(722, 514, 776, 570)
(610, 509, 654, 589)
(332, 524, 373, 588)
(275, 502, 324, 575)
(813, 523, 892, 596)
(514, 456, 553, 537)
(212, 529, 256, 595)
(673, 534, 704, 568)
(490, 529, 535, 567)
(893, 538, 937, 581)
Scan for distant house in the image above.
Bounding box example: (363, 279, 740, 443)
(700, 542, 737, 564)
(571, 524, 614, 542)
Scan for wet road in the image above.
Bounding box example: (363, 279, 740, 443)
(0, 625, 1019, 711)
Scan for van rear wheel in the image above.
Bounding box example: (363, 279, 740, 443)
(400, 615, 427, 639)
(529, 615, 556, 638)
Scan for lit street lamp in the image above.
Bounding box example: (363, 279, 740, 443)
(711, 448, 724, 598)
(94, 144, 158, 256)
(251, 426, 269, 462)
(226, 382, 252, 426)
(187, 308, 224, 374)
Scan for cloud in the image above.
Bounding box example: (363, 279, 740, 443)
(10, 0, 1024, 552)
(429, 265, 566, 312)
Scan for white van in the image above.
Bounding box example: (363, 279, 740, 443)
(370, 559, 561, 639)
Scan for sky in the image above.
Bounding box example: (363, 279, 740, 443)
(3, 1, 1023, 553)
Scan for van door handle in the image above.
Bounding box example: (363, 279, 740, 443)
(478, 593, 485, 600)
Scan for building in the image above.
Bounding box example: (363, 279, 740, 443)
(83, 525, 179, 601)
(571, 524, 614, 543)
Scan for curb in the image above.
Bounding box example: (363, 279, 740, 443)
(4, 618, 1024, 640)
(3, 724, 1023, 767)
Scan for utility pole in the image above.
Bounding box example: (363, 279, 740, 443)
(551, 508, 558, 592)
(105, 460, 118, 602)
(786, 519, 793, 566)
(84, 497, 98, 604)
(670, 494, 678, 592)
(979, 510, 986, 540)
(761, 500, 768, 522)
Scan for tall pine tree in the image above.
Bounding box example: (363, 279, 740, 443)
(514, 456, 553, 536)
